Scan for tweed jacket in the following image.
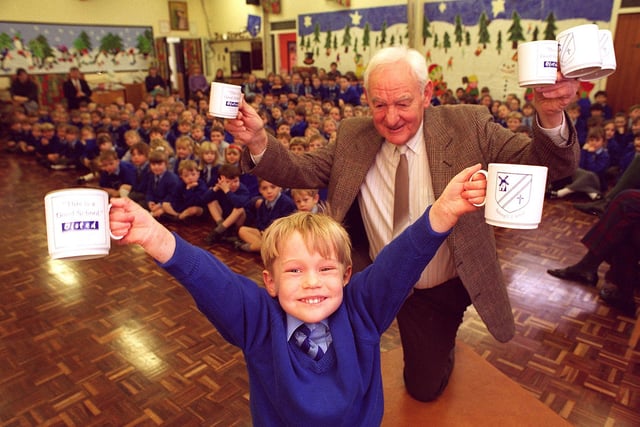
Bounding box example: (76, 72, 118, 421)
(242, 104, 579, 342)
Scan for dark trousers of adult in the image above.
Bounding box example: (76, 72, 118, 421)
(607, 155, 640, 202)
(582, 189, 640, 298)
(396, 277, 471, 402)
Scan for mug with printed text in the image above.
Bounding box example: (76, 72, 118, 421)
(517, 40, 559, 87)
(44, 188, 122, 260)
(471, 163, 548, 229)
(209, 82, 242, 119)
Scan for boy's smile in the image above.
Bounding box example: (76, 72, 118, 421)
(263, 232, 352, 323)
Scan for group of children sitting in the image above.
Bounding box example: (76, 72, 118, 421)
(548, 99, 640, 201)
(5, 94, 330, 255)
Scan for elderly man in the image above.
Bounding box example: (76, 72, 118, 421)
(225, 46, 580, 402)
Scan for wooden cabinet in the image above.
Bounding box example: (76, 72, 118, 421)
(124, 83, 145, 107)
(91, 89, 125, 106)
(90, 82, 146, 107)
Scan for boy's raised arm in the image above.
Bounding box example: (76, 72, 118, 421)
(109, 197, 176, 263)
(428, 163, 486, 233)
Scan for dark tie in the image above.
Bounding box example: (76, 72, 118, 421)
(292, 324, 325, 361)
(154, 175, 159, 190)
(393, 148, 409, 236)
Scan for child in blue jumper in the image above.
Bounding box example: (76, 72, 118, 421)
(108, 164, 485, 426)
(236, 178, 297, 252)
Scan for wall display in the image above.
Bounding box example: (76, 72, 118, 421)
(168, 1, 189, 31)
(0, 21, 154, 76)
(297, 1, 614, 100)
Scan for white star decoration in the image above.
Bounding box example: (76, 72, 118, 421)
(350, 11, 362, 26)
(491, 0, 505, 17)
(303, 16, 312, 28)
(438, 2, 447, 14)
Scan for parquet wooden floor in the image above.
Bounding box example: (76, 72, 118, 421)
(0, 152, 638, 426)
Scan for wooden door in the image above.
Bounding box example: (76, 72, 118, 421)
(606, 13, 640, 116)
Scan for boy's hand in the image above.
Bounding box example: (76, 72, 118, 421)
(109, 197, 176, 263)
(429, 163, 486, 233)
(216, 177, 230, 193)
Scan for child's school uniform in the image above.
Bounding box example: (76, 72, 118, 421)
(254, 193, 296, 231)
(200, 164, 220, 188)
(146, 171, 181, 205)
(159, 208, 448, 426)
(168, 179, 208, 212)
(99, 161, 137, 190)
(202, 182, 252, 217)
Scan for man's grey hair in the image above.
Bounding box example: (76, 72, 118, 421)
(363, 46, 428, 94)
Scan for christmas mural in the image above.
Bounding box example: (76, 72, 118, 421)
(298, 5, 407, 78)
(297, 1, 613, 100)
(0, 22, 154, 76)
(421, 0, 613, 100)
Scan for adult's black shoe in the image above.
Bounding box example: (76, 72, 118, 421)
(599, 287, 637, 317)
(573, 200, 606, 217)
(546, 266, 598, 287)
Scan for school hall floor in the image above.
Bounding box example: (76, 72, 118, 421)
(0, 152, 639, 427)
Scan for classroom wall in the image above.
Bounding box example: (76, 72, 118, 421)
(1, 0, 632, 101)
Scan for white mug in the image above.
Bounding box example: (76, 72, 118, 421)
(472, 163, 548, 229)
(557, 24, 602, 78)
(209, 82, 242, 119)
(578, 29, 616, 81)
(517, 40, 558, 87)
(44, 188, 122, 260)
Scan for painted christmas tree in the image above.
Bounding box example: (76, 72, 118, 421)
(363, 23, 370, 50)
(380, 21, 387, 46)
(478, 11, 490, 49)
(342, 24, 351, 53)
(454, 15, 464, 46)
(507, 11, 525, 49)
(324, 29, 332, 55)
(543, 12, 558, 40)
(443, 32, 451, 53)
(422, 14, 432, 45)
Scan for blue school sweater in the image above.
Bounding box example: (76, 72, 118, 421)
(160, 207, 449, 426)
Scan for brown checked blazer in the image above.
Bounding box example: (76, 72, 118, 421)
(243, 104, 579, 342)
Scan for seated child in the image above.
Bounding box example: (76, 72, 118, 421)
(127, 142, 151, 207)
(34, 122, 61, 168)
(236, 179, 297, 252)
(203, 164, 252, 245)
(225, 143, 259, 197)
(308, 134, 328, 152)
(289, 136, 308, 155)
(97, 150, 137, 198)
(107, 164, 484, 426)
(549, 126, 610, 199)
(161, 159, 208, 221)
(146, 149, 181, 217)
(276, 131, 291, 149)
(291, 188, 325, 213)
(18, 121, 40, 155)
(120, 129, 143, 163)
(150, 137, 176, 171)
(6, 117, 24, 152)
(505, 111, 523, 133)
(198, 141, 221, 188)
(173, 135, 197, 175)
(77, 134, 114, 184)
(209, 124, 229, 159)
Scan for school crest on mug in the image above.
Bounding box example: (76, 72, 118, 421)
(494, 172, 532, 213)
